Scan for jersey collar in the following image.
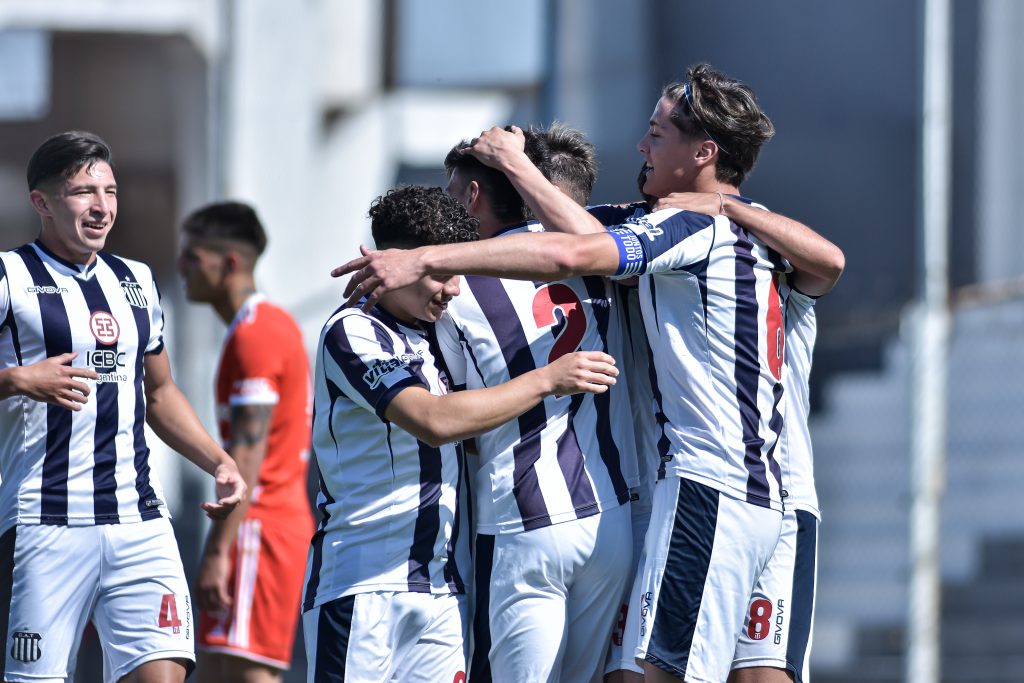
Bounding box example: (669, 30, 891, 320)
(31, 240, 99, 278)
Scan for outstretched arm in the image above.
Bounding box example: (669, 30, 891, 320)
(384, 350, 617, 447)
(467, 126, 606, 235)
(332, 230, 622, 313)
(144, 349, 247, 519)
(654, 192, 845, 296)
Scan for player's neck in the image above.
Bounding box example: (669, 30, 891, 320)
(375, 294, 417, 325)
(36, 230, 97, 266)
(476, 216, 504, 240)
(217, 277, 258, 326)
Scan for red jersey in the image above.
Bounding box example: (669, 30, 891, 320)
(216, 294, 313, 520)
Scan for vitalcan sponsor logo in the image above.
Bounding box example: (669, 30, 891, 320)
(25, 286, 68, 295)
(362, 351, 423, 389)
(10, 631, 42, 663)
(121, 278, 149, 308)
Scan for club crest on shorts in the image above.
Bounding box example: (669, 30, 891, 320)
(10, 631, 42, 663)
(120, 277, 149, 308)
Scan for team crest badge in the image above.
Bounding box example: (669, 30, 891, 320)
(10, 631, 42, 663)
(121, 277, 149, 308)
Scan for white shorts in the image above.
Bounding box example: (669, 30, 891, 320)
(732, 509, 819, 682)
(622, 477, 782, 682)
(470, 503, 631, 683)
(1, 519, 194, 683)
(303, 591, 467, 683)
(605, 487, 653, 675)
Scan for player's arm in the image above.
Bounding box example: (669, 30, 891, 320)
(0, 352, 99, 410)
(334, 230, 623, 313)
(197, 402, 272, 611)
(654, 192, 845, 296)
(143, 348, 247, 519)
(467, 126, 607, 235)
(384, 350, 617, 448)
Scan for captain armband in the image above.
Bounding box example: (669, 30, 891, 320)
(609, 228, 647, 277)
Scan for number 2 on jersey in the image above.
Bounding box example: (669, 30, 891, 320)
(532, 284, 587, 362)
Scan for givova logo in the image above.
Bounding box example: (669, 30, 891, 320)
(10, 631, 41, 663)
(25, 286, 67, 295)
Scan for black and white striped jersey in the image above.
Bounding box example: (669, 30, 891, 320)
(779, 283, 819, 518)
(433, 223, 635, 535)
(0, 242, 167, 532)
(303, 304, 469, 612)
(605, 204, 789, 510)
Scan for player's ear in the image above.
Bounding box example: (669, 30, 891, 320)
(223, 251, 242, 274)
(466, 180, 482, 212)
(29, 189, 51, 218)
(695, 139, 718, 166)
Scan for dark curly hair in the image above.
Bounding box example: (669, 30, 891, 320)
(663, 63, 775, 187)
(369, 185, 479, 249)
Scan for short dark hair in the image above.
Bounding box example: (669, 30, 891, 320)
(443, 129, 549, 225)
(26, 130, 113, 191)
(663, 63, 775, 187)
(181, 201, 268, 256)
(444, 141, 527, 225)
(530, 122, 596, 206)
(369, 185, 478, 249)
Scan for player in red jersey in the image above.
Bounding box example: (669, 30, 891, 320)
(178, 202, 314, 683)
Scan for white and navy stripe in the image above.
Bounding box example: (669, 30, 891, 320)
(0, 243, 167, 531)
(433, 225, 634, 535)
(602, 204, 789, 510)
(302, 304, 469, 612)
(779, 283, 820, 518)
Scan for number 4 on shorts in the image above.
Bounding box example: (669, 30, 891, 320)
(159, 593, 182, 634)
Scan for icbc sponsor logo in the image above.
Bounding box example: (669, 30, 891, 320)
(453, 672, 466, 683)
(159, 593, 182, 634)
(89, 311, 120, 345)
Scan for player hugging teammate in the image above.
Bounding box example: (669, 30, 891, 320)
(334, 62, 843, 683)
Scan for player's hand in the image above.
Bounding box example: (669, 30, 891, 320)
(10, 352, 99, 410)
(331, 244, 427, 312)
(543, 351, 618, 396)
(466, 125, 527, 170)
(201, 461, 247, 520)
(653, 192, 723, 216)
(196, 547, 233, 612)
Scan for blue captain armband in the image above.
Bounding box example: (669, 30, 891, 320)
(609, 228, 646, 277)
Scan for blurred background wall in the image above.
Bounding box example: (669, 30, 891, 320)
(1, 1, 1021, 680)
